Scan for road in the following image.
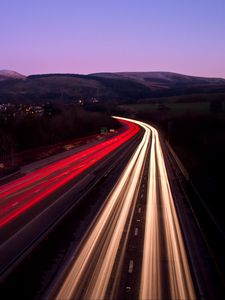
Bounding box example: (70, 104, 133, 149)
(0, 119, 140, 279)
(53, 117, 196, 300)
(0, 119, 138, 230)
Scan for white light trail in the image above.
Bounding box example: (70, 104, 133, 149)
(55, 117, 196, 300)
(56, 121, 149, 299)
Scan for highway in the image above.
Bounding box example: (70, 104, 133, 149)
(0, 119, 140, 280)
(0, 119, 139, 230)
(53, 117, 196, 300)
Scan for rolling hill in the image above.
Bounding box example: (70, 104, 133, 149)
(0, 70, 225, 103)
(0, 70, 26, 81)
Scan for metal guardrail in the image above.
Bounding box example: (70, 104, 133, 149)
(165, 141, 189, 180)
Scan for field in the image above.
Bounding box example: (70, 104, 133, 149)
(119, 102, 211, 115)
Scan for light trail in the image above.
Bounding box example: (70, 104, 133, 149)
(0, 120, 140, 228)
(155, 135, 195, 299)
(139, 124, 162, 299)
(139, 122, 196, 299)
(54, 117, 196, 300)
(55, 118, 150, 300)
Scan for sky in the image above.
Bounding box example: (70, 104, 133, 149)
(1, 0, 225, 77)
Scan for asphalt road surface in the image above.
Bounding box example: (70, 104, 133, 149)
(0, 119, 140, 280)
(2, 116, 222, 299)
(53, 117, 196, 300)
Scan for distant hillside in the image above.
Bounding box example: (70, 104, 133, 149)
(0, 70, 26, 81)
(92, 71, 225, 90)
(0, 71, 225, 103)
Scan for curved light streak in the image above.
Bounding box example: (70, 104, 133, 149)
(55, 116, 196, 300)
(0, 119, 139, 228)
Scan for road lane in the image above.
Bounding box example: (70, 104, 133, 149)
(155, 134, 195, 299)
(139, 124, 162, 299)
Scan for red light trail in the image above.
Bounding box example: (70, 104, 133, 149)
(0, 120, 140, 228)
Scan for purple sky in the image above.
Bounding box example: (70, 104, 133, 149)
(1, 0, 225, 78)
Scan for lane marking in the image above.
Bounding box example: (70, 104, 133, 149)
(128, 260, 134, 273)
(138, 207, 142, 213)
(134, 227, 139, 236)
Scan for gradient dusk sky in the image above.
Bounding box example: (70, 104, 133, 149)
(1, 0, 225, 77)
